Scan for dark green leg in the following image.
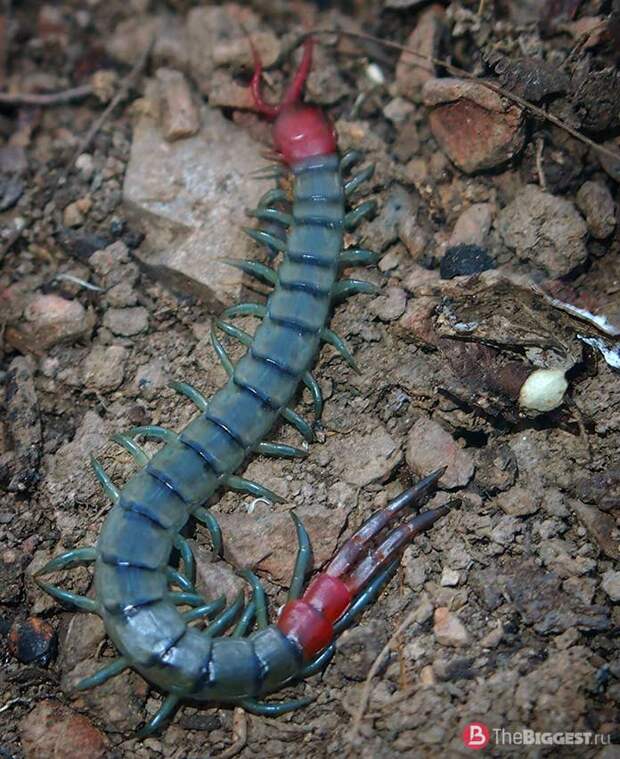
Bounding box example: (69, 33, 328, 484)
(137, 694, 179, 738)
(112, 433, 149, 466)
(240, 569, 268, 629)
(255, 441, 307, 459)
(75, 657, 129, 691)
(299, 644, 335, 678)
(225, 474, 284, 504)
(239, 696, 313, 716)
(344, 164, 375, 196)
(170, 591, 203, 606)
(216, 319, 252, 347)
(174, 534, 195, 585)
(129, 425, 177, 444)
(333, 278, 380, 301)
(281, 407, 314, 443)
(288, 512, 313, 602)
(166, 567, 195, 593)
(203, 592, 244, 637)
(232, 600, 256, 637)
(36, 581, 99, 613)
(169, 380, 208, 412)
(221, 257, 279, 286)
(193, 506, 223, 556)
(303, 371, 323, 419)
(339, 248, 380, 268)
(182, 596, 227, 623)
(340, 149, 362, 173)
(222, 303, 266, 320)
(210, 329, 234, 377)
(320, 328, 360, 373)
(243, 228, 287, 254)
(34, 546, 97, 577)
(256, 187, 288, 208)
(90, 456, 119, 503)
(247, 208, 293, 227)
(344, 200, 377, 230)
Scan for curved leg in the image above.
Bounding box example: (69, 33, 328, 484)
(339, 248, 380, 268)
(90, 456, 119, 503)
(288, 513, 313, 602)
(174, 534, 195, 585)
(169, 380, 208, 412)
(340, 149, 363, 173)
(225, 474, 284, 504)
(182, 596, 227, 624)
(222, 303, 266, 320)
(280, 407, 314, 443)
(34, 546, 97, 577)
(247, 208, 293, 227)
(320, 328, 360, 373)
(345, 200, 377, 230)
(203, 592, 245, 638)
(193, 506, 223, 556)
(35, 581, 99, 613)
(211, 329, 234, 377)
(303, 371, 323, 419)
(256, 188, 289, 209)
(332, 278, 380, 301)
(166, 567, 195, 593)
(112, 433, 149, 466)
(75, 657, 129, 691)
(240, 570, 268, 629)
(129, 425, 177, 444)
(239, 696, 313, 717)
(299, 643, 335, 678)
(137, 694, 179, 738)
(344, 164, 375, 196)
(233, 600, 257, 637)
(243, 227, 287, 254)
(255, 441, 307, 459)
(221, 258, 278, 286)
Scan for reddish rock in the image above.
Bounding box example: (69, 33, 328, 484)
(423, 77, 525, 173)
(397, 296, 440, 347)
(433, 607, 471, 647)
(370, 287, 407, 322)
(8, 617, 57, 666)
(406, 417, 474, 489)
(396, 5, 445, 102)
(19, 700, 107, 759)
(448, 203, 494, 248)
(218, 501, 344, 586)
(9, 294, 95, 352)
(497, 486, 540, 516)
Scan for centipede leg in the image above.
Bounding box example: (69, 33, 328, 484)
(232, 600, 257, 637)
(34, 546, 97, 577)
(240, 569, 268, 629)
(344, 164, 375, 196)
(339, 248, 380, 268)
(288, 512, 313, 602)
(203, 592, 245, 637)
(247, 208, 293, 227)
(225, 474, 284, 504)
(299, 643, 336, 678)
(239, 696, 314, 717)
(90, 456, 119, 503)
(174, 534, 196, 585)
(280, 407, 314, 443)
(254, 441, 307, 459)
(193, 506, 223, 556)
(210, 330, 234, 378)
(222, 303, 266, 320)
(166, 567, 195, 593)
(169, 380, 208, 412)
(137, 694, 179, 738)
(256, 187, 289, 209)
(75, 657, 129, 691)
(340, 149, 363, 173)
(303, 371, 323, 419)
(182, 596, 227, 623)
(170, 591, 204, 606)
(344, 200, 377, 230)
(112, 433, 149, 466)
(332, 278, 380, 302)
(35, 582, 99, 613)
(320, 328, 359, 373)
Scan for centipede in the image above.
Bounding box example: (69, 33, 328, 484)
(35, 38, 449, 736)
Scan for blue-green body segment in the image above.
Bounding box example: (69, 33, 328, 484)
(95, 154, 345, 702)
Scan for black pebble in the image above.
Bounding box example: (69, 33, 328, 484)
(8, 617, 58, 667)
(440, 244, 495, 279)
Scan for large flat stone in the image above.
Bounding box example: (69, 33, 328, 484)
(123, 105, 271, 310)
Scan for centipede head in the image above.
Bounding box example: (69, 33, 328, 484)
(250, 37, 337, 166)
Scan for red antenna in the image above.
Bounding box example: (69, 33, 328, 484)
(251, 38, 314, 120)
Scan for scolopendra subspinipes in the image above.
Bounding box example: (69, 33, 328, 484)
(34, 37, 450, 737)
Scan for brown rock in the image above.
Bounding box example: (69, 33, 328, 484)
(396, 5, 445, 102)
(123, 105, 271, 308)
(102, 306, 149, 337)
(8, 616, 57, 666)
(397, 296, 440, 347)
(576, 181, 616, 240)
(19, 700, 107, 759)
(156, 68, 200, 142)
(448, 203, 494, 247)
(218, 501, 343, 586)
(338, 426, 403, 487)
(81, 345, 128, 391)
(423, 77, 525, 173)
(569, 499, 620, 560)
(433, 607, 470, 647)
(497, 185, 588, 277)
(12, 294, 94, 352)
(497, 486, 540, 516)
(370, 287, 407, 322)
(406, 417, 474, 489)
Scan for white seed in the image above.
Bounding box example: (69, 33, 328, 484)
(519, 369, 568, 412)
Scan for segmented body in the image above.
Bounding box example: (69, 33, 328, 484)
(37, 38, 449, 736)
(96, 153, 346, 702)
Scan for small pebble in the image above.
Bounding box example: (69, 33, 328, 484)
(440, 244, 495, 279)
(433, 607, 471, 647)
(576, 180, 616, 240)
(103, 306, 149, 337)
(8, 617, 57, 666)
(440, 567, 460, 587)
(601, 570, 620, 602)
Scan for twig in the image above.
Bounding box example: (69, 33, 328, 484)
(305, 28, 620, 165)
(0, 83, 92, 107)
(66, 38, 154, 172)
(535, 136, 547, 191)
(214, 708, 247, 759)
(347, 605, 420, 744)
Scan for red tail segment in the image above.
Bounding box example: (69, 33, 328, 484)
(277, 470, 449, 660)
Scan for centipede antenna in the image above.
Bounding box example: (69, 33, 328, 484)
(326, 468, 446, 578)
(90, 456, 120, 504)
(75, 657, 129, 691)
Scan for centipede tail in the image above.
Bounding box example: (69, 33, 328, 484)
(35, 35, 447, 737)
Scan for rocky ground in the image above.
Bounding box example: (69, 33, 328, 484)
(1, 1, 619, 757)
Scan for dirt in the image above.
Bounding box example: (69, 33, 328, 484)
(1, 1, 619, 758)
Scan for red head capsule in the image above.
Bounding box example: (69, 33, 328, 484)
(250, 37, 337, 166)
